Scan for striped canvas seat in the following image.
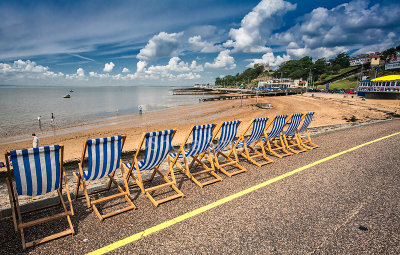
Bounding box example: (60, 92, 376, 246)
(212, 121, 240, 153)
(74, 135, 135, 221)
(77, 136, 122, 181)
(210, 120, 247, 177)
(299, 112, 314, 133)
(282, 113, 307, 154)
(235, 118, 273, 167)
(284, 113, 303, 137)
(169, 123, 222, 188)
(298, 112, 319, 149)
(266, 115, 287, 139)
(10, 145, 61, 196)
(125, 130, 173, 171)
(124, 129, 184, 206)
(5, 145, 74, 250)
(262, 115, 292, 158)
(237, 118, 268, 148)
(170, 124, 215, 159)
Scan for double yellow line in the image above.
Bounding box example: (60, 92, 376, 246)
(88, 131, 400, 255)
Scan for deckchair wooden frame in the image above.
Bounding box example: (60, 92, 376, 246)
(123, 129, 184, 207)
(232, 118, 274, 167)
(298, 113, 319, 150)
(169, 124, 222, 188)
(210, 121, 247, 177)
(73, 135, 135, 221)
(282, 113, 308, 154)
(263, 115, 292, 158)
(5, 145, 74, 250)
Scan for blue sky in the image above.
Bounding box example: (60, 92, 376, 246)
(0, 0, 399, 86)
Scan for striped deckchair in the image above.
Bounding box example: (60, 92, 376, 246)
(169, 124, 222, 188)
(298, 112, 319, 149)
(5, 145, 74, 250)
(123, 130, 184, 207)
(73, 135, 135, 221)
(233, 118, 274, 167)
(262, 115, 292, 158)
(209, 120, 247, 177)
(282, 113, 307, 154)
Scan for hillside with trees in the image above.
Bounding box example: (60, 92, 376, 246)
(215, 45, 400, 89)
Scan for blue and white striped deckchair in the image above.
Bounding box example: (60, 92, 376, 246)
(5, 145, 74, 250)
(282, 113, 307, 154)
(169, 123, 222, 188)
(73, 135, 135, 221)
(298, 112, 319, 149)
(262, 115, 292, 158)
(123, 129, 184, 207)
(234, 118, 273, 167)
(208, 120, 247, 177)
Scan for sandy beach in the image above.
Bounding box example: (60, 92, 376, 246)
(1, 93, 399, 164)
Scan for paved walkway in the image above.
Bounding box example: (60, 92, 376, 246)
(1, 119, 399, 254)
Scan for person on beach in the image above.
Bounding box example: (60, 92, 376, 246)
(32, 133, 40, 148)
(138, 105, 143, 115)
(50, 113, 55, 126)
(38, 116, 41, 129)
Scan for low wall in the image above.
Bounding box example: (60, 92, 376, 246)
(364, 92, 400, 99)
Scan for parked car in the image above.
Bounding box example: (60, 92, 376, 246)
(345, 89, 355, 94)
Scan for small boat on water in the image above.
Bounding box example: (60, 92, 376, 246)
(69, 89, 74, 92)
(63, 94, 71, 98)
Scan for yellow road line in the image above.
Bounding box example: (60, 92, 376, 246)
(88, 131, 400, 255)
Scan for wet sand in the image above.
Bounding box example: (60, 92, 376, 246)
(1, 93, 399, 164)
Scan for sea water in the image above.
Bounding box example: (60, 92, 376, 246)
(0, 85, 207, 138)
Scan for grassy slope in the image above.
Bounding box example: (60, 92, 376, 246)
(317, 78, 358, 90)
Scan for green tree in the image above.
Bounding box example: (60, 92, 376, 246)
(332, 52, 350, 68)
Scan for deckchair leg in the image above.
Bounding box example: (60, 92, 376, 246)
(6, 177, 18, 232)
(214, 151, 247, 177)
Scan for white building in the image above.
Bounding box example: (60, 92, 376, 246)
(258, 78, 301, 89)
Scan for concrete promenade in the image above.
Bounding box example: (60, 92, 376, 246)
(1, 119, 399, 254)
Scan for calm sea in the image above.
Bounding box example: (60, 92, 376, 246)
(0, 86, 206, 138)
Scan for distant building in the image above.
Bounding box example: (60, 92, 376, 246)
(258, 78, 301, 89)
(350, 57, 370, 66)
(370, 54, 381, 67)
(385, 60, 400, 70)
(263, 64, 272, 71)
(357, 75, 400, 99)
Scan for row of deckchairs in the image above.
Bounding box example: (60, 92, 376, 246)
(4, 112, 317, 250)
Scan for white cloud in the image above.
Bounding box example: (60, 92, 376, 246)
(122, 67, 130, 73)
(103, 62, 115, 72)
(270, 0, 400, 58)
(205, 50, 236, 70)
(226, 0, 296, 53)
(247, 52, 290, 68)
(128, 57, 202, 80)
(0, 59, 64, 78)
(137, 32, 183, 61)
(286, 46, 348, 60)
(66, 68, 86, 80)
(188, 35, 223, 53)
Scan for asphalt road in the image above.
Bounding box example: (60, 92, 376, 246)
(1, 119, 399, 254)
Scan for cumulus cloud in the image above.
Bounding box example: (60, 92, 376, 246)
(122, 67, 130, 73)
(137, 32, 183, 61)
(271, 0, 400, 58)
(205, 50, 236, 70)
(128, 57, 202, 80)
(66, 68, 87, 80)
(225, 0, 296, 53)
(0, 59, 64, 78)
(188, 35, 223, 53)
(247, 52, 290, 68)
(103, 62, 115, 72)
